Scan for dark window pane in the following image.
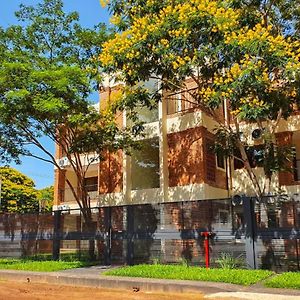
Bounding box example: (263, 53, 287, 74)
(84, 177, 98, 192)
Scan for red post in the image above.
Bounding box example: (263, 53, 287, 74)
(201, 232, 212, 269)
(205, 234, 210, 269)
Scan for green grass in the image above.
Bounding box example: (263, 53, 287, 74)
(104, 264, 273, 286)
(0, 258, 95, 272)
(265, 272, 300, 289)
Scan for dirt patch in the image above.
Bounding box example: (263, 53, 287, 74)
(0, 280, 212, 300)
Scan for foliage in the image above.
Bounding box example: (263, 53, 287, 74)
(104, 264, 273, 286)
(0, 0, 137, 259)
(216, 252, 244, 269)
(0, 167, 38, 213)
(265, 272, 300, 289)
(0, 258, 95, 272)
(37, 186, 54, 212)
(101, 0, 300, 198)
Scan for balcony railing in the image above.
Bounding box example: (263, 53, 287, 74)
(58, 184, 99, 203)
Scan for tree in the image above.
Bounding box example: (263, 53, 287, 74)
(0, 0, 136, 259)
(37, 186, 54, 212)
(236, 0, 300, 37)
(0, 167, 38, 213)
(100, 0, 300, 199)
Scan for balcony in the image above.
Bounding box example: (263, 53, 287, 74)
(58, 183, 99, 204)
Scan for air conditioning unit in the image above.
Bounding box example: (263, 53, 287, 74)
(57, 204, 70, 214)
(58, 157, 69, 168)
(231, 194, 244, 206)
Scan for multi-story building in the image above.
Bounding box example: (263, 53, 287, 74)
(52, 78, 300, 269)
(53, 78, 300, 210)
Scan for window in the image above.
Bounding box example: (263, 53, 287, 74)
(137, 79, 159, 123)
(233, 146, 264, 170)
(131, 138, 160, 190)
(292, 147, 300, 181)
(247, 145, 264, 168)
(218, 209, 229, 225)
(126, 79, 159, 124)
(134, 104, 158, 123)
(205, 139, 216, 182)
(216, 152, 225, 169)
(167, 88, 198, 115)
(167, 91, 181, 114)
(84, 177, 98, 192)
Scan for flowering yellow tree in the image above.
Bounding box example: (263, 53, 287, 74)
(100, 0, 300, 198)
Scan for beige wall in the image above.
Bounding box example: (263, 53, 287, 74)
(54, 78, 300, 208)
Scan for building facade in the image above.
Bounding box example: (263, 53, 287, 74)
(53, 78, 300, 210)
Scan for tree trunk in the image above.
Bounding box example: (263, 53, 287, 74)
(237, 141, 263, 199)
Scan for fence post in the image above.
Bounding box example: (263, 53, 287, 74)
(126, 205, 134, 266)
(104, 207, 111, 265)
(243, 197, 258, 269)
(52, 210, 61, 261)
(292, 198, 300, 271)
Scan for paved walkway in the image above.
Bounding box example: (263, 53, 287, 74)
(0, 266, 299, 299)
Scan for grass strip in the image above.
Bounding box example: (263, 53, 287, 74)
(0, 258, 94, 272)
(104, 264, 273, 286)
(265, 272, 300, 289)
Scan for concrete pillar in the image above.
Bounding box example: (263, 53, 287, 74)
(122, 110, 132, 204)
(159, 89, 169, 203)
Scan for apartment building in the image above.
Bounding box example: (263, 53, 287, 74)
(53, 78, 300, 210)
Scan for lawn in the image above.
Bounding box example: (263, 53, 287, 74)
(0, 258, 94, 272)
(104, 264, 273, 286)
(265, 272, 300, 289)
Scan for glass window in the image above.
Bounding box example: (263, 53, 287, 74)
(135, 104, 158, 123)
(135, 79, 159, 123)
(167, 91, 182, 114)
(84, 177, 98, 192)
(131, 138, 160, 190)
(216, 152, 225, 169)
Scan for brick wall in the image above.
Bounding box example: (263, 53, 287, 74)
(54, 169, 66, 206)
(168, 127, 205, 187)
(168, 126, 227, 190)
(99, 150, 123, 194)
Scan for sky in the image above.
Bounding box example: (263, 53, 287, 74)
(0, 0, 110, 189)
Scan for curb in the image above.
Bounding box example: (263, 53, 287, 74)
(0, 270, 239, 294)
(0, 269, 300, 296)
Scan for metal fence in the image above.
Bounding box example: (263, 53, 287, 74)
(0, 196, 299, 271)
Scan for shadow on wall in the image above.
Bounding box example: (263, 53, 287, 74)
(133, 203, 159, 264)
(168, 127, 204, 187)
(0, 213, 54, 258)
(99, 150, 123, 194)
(257, 197, 300, 272)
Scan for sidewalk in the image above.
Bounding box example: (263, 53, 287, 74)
(0, 266, 299, 299)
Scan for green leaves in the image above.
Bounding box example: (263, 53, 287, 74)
(37, 185, 53, 212)
(0, 0, 112, 165)
(0, 167, 38, 213)
(103, 0, 300, 197)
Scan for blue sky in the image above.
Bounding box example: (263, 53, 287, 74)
(0, 1, 110, 189)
